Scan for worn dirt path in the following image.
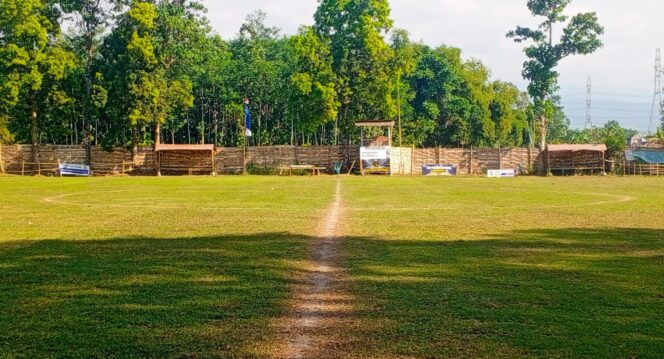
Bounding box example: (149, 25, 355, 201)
(274, 179, 356, 359)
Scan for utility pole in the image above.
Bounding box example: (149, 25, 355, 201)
(585, 76, 593, 129)
(397, 74, 404, 175)
(649, 49, 662, 135)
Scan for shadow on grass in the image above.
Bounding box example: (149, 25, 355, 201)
(1, 229, 662, 358)
(0, 233, 314, 358)
(343, 228, 664, 358)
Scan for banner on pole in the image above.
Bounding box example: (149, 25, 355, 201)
(244, 103, 252, 137)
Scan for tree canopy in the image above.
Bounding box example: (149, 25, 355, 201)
(0, 0, 632, 159)
(508, 0, 604, 150)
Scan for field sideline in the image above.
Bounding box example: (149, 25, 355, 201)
(1, 176, 663, 357)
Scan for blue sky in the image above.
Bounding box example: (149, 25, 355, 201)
(202, 0, 664, 132)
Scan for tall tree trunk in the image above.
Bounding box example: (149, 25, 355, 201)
(131, 125, 139, 165)
(538, 114, 547, 175)
(539, 114, 547, 151)
(200, 94, 205, 144)
(155, 122, 161, 146)
(82, 29, 95, 164)
(154, 122, 161, 176)
(187, 112, 191, 144)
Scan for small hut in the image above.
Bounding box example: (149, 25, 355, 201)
(154, 144, 217, 176)
(545, 144, 607, 175)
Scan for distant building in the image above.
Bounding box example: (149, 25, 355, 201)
(629, 134, 646, 148)
(629, 134, 663, 149)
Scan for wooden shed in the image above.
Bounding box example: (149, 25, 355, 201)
(546, 144, 607, 175)
(154, 144, 217, 176)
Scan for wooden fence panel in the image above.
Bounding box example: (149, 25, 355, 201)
(1, 144, 539, 176)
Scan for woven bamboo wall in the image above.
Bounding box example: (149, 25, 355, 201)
(1, 144, 536, 176)
(0, 145, 86, 174)
(411, 147, 536, 175)
(0, 145, 152, 175)
(160, 151, 212, 175)
(548, 151, 603, 170)
(215, 146, 359, 173)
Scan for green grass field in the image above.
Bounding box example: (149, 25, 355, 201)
(1, 176, 663, 358)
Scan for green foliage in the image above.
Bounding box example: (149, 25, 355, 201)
(399, 44, 529, 148)
(288, 27, 339, 134)
(101, 0, 205, 148)
(0, 115, 14, 144)
(655, 129, 664, 146)
(315, 0, 396, 141)
(556, 120, 637, 160)
(0, 0, 621, 150)
(0, 0, 76, 148)
(599, 120, 635, 159)
(508, 0, 604, 149)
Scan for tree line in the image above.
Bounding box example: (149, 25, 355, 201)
(0, 0, 643, 158)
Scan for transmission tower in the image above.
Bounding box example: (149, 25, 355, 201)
(585, 76, 592, 129)
(649, 49, 663, 134)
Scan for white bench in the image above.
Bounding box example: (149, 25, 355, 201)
(59, 163, 91, 177)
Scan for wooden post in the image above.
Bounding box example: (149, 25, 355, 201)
(243, 126, 247, 176)
(21, 161, 25, 176)
(156, 150, 161, 177)
(468, 146, 473, 175)
(498, 148, 502, 169)
(211, 149, 217, 176)
(155, 123, 162, 176)
(388, 126, 393, 176)
(359, 150, 364, 175)
(602, 152, 605, 174)
(527, 146, 533, 171)
(411, 145, 415, 175)
(398, 136, 403, 175)
(388, 126, 392, 147)
(360, 127, 364, 176)
(0, 143, 3, 174)
(188, 152, 193, 176)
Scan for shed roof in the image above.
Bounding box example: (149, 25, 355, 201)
(355, 120, 395, 128)
(155, 144, 215, 152)
(547, 144, 607, 152)
(626, 149, 664, 164)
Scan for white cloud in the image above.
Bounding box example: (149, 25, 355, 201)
(440, 0, 479, 14)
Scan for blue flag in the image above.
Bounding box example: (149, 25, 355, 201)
(244, 104, 252, 137)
